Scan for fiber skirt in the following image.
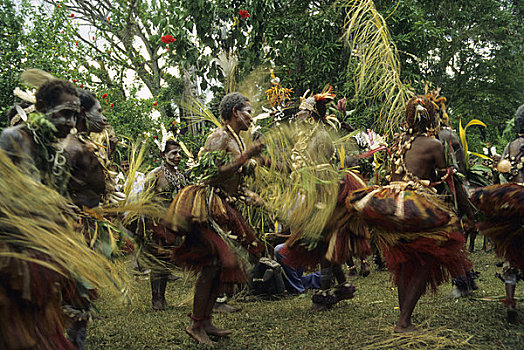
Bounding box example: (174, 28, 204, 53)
(471, 183, 524, 270)
(346, 182, 471, 292)
(282, 171, 371, 269)
(166, 185, 263, 283)
(0, 243, 76, 350)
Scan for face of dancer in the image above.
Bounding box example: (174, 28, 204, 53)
(48, 92, 80, 138)
(163, 144, 181, 167)
(85, 100, 108, 133)
(296, 109, 311, 122)
(233, 102, 253, 131)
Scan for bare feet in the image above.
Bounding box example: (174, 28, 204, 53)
(202, 319, 233, 337)
(393, 323, 419, 333)
(186, 323, 213, 345)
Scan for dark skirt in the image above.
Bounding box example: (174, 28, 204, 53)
(346, 182, 471, 292)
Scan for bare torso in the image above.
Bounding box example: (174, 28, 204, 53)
(61, 134, 106, 208)
(203, 127, 243, 195)
(391, 135, 446, 182)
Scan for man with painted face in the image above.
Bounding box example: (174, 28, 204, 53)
(143, 135, 188, 311)
(0, 75, 80, 192)
(61, 89, 111, 209)
(0, 72, 81, 350)
(165, 92, 264, 345)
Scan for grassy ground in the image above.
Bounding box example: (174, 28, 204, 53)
(87, 241, 524, 349)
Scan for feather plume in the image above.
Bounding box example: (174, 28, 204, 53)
(20, 69, 57, 88)
(13, 87, 36, 104)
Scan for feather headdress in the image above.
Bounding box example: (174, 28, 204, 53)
(154, 124, 176, 153)
(424, 84, 449, 126)
(299, 86, 340, 129)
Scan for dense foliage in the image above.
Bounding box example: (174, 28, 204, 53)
(0, 0, 522, 156)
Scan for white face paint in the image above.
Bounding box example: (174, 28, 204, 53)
(164, 147, 181, 167)
(236, 103, 253, 131)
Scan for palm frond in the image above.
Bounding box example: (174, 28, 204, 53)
(341, 0, 411, 139)
(180, 97, 222, 129)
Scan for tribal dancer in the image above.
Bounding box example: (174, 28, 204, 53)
(0, 74, 79, 190)
(347, 96, 471, 332)
(471, 103, 524, 322)
(426, 88, 479, 297)
(166, 92, 264, 345)
(278, 89, 370, 311)
(142, 126, 188, 310)
(59, 88, 121, 350)
(0, 73, 126, 349)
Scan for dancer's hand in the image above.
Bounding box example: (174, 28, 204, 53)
(244, 140, 265, 159)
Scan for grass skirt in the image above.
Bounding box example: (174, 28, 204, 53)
(471, 183, 524, 270)
(0, 243, 76, 350)
(166, 185, 263, 283)
(346, 182, 471, 292)
(282, 171, 371, 269)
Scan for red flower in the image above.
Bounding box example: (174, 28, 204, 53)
(79, 84, 84, 88)
(102, 93, 108, 99)
(153, 101, 158, 106)
(107, 50, 111, 54)
(153, 159, 157, 162)
(110, 103, 114, 108)
(61, 30, 65, 34)
(172, 121, 177, 125)
(104, 99, 108, 103)
(107, 16, 110, 21)
(72, 79, 78, 83)
(57, 4, 61, 8)
(160, 35, 176, 44)
(75, 41, 78, 46)
(92, 36, 95, 40)
(153, 135, 158, 139)
(70, 13, 74, 18)
(238, 10, 250, 19)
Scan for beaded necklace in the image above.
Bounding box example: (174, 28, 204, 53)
(161, 163, 187, 192)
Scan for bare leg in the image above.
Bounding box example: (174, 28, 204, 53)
(333, 263, 356, 302)
(186, 265, 218, 345)
(504, 267, 518, 323)
(202, 269, 232, 337)
(151, 270, 168, 311)
(394, 264, 428, 333)
(397, 265, 406, 311)
(311, 260, 335, 311)
(347, 256, 357, 276)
